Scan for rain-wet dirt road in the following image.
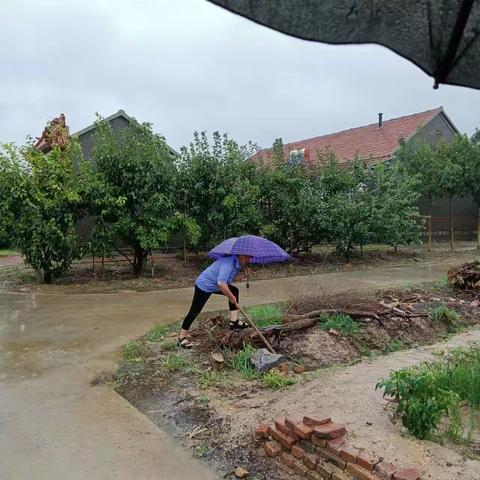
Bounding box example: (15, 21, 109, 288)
(0, 259, 471, 479)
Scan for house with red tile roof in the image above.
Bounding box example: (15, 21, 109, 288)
(253, 107, 458, 166)
(254, 108, 478, 239)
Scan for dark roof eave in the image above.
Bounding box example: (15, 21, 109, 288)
(71, 109, 179, 158)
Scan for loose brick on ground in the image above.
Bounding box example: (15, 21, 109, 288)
(298, 439, 316, 454)
(303, 414, 332, 426)
(347, 462, 377, 480)
(316, 448, 347, 470)
(277, 363, 289, 375)
(311, 435, 327, 448)
(264, 440, 282, 457)
(314, 423, 346, 440)
(254, 424, 271, 440)
(275, 416, 300, 441)
(393, 468, 421, 480)
(302, 452, 318, 470)
(268, 427, 296, 450)
(294, 422, 314, 440)
(281, 452, 295, 469)
(293, 459, 310, 476)
(327, 436, 345, 455)
(357, 453, 381, 471)
(340, 446, 358, 463)
(306, 470, 323, 480)
(375, 462, 398, 480)
(285, 415, 304, 430)
(291, 444, 306, 459)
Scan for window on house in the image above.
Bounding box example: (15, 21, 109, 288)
(288, 148, 305, 166)
(435, 128, 443, 139)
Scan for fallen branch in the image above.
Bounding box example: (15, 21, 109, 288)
(286, 308, 382, 321)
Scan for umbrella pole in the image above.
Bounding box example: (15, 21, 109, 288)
(237, 305, 276, 354)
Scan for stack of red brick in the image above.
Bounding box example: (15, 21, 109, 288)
(255, 414, 421, 480)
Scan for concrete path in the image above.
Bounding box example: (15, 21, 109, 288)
(0, 259, 469, 480)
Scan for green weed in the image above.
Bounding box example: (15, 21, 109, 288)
(195, 395, 210, 407)
(162, 353, 191, 372)
(195, 370, 230, 389)
(193, 445, 207, 458)
(245, 303, 284, 328)
(146, 323, 179, 342)
(429, 305, 460, 329)
(262, 370, 295, 390)
(228, 345, 260, 379)
(122, 340, 142, 360)
(319, 313, 360, 336)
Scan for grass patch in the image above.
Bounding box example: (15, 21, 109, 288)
(162, 353, 191, 372)
(245, 303, 284, 328)
(146, 323, 179, 342)
(0, 248, 19, 257)
(195, 370, 230, 389)
(122, 341, 142, 360)
(319, 313, 360, 336)
(382, 340, 407, 354)
(159, 339, 178, 351)
(228, 345, 259, 379)
(377, 346, 480, 441)
(262, 370, 295, 389)
(429, 305, 460, 329)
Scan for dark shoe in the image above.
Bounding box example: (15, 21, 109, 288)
(229, 319, 249, 330)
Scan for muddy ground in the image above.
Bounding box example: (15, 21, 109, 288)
(115, 286, 480, 480)
(1, 244, 478, 294)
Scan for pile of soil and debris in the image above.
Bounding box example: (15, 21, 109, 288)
(114, 285, 480, 479)
(448, 260, 480, 290)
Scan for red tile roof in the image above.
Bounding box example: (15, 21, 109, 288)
(254, 107, 444, 166)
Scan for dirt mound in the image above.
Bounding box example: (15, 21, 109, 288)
(448, 261, 480, 290)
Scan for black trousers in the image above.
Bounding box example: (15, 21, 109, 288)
(181, 284, 239, 331)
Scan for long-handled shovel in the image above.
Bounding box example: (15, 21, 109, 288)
(237, 304, 276, 354)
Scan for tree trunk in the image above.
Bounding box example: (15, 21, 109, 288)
(428, 201, 432, 253)
(477, 206, 480, 251)
(43, 270, 52, 284)
(449, 197, 454, 252)
(183, 238, 187, 267)
(133, 246, 145, 277)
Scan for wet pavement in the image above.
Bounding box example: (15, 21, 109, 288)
(0, 259, 469, 479)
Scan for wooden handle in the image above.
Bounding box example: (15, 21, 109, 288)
(237, 305, 276, 354)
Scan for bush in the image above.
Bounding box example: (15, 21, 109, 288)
(376, 347, 480, 440)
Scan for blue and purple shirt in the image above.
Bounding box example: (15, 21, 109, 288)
(195, 255, 240, 293)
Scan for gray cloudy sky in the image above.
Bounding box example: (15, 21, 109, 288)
(2, 0, 480, 151)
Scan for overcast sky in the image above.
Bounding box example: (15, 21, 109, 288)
(2, 0, 480, 151)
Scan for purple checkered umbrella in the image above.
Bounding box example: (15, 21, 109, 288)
(208, 235, 291, 264)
